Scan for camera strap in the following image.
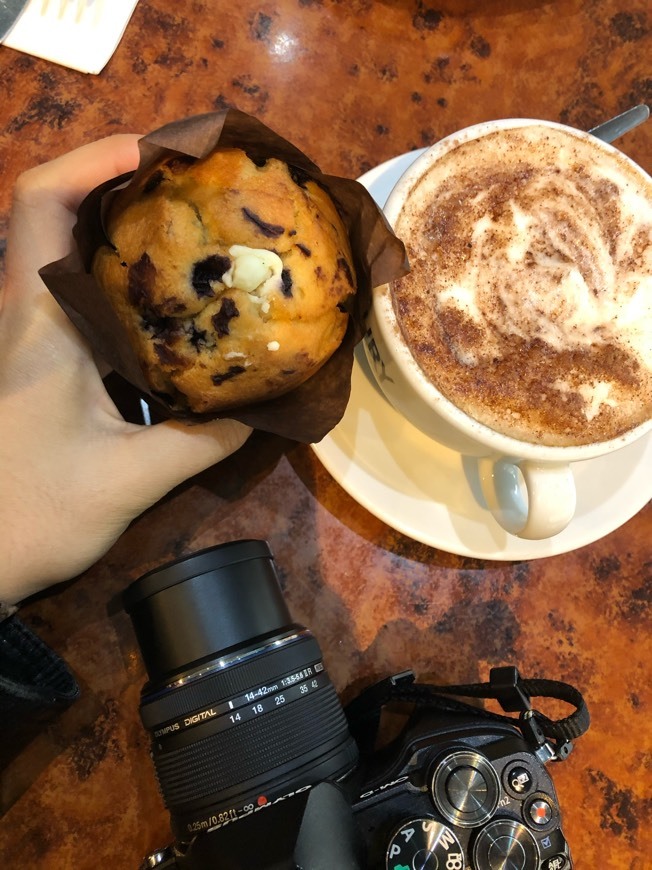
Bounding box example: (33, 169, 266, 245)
(345, 665, 589, 762)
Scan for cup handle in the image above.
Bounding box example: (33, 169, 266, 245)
(478, 459, 577, 540)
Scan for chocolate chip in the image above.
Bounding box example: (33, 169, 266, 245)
(211, 297, 239, 337)
(296, 243, 312, 257)
(143, 170, 165, 193)
(189, 325, 209, 350)
(250, 154, 268, 167)
(192, 255, 231, 297)
(141, 313, 177, 340)
(242, 207, 285, 238)
(128, 253, 156, 308)
(281, 268, 293, 297)
(154, 343, 184, 367)
(212, 365, 246, 385)
(337, 256, 355, 287)
(166, 297, 187, 314)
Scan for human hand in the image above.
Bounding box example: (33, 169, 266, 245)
(0, 136, 252, 605)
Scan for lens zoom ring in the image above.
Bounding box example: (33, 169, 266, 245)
(141, 637, 320, 728)
(154, 687, 348, 808)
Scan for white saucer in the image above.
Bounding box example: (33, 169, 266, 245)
(311, 151, 652, 561)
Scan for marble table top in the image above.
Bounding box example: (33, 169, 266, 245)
(0, 1, 650, 867)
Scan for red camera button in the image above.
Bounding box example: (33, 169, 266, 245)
(528, 798, 553, 825)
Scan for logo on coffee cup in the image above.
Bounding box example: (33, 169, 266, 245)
(364, 328, 394, 384)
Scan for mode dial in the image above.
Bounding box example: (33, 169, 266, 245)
(386, 818, 465, 870)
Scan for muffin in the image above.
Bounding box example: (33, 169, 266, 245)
(92, 147, 356, 413)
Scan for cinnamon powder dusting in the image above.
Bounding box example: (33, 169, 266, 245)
(391, 125, 652, 446)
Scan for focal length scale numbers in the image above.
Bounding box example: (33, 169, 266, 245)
(154, 661, 327, 744)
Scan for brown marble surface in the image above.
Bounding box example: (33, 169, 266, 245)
(1, 1, 651, 867)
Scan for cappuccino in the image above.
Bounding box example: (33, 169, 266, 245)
(389, 122, 652, 447)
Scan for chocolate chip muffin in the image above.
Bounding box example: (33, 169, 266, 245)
(92, 147, 356, 413)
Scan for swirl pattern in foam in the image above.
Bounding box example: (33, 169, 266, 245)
(390, 123, 652, 446)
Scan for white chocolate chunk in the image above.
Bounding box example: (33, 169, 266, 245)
(222, 245, 284, 295)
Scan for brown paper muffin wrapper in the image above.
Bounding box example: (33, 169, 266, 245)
(39, 108, 408, 443)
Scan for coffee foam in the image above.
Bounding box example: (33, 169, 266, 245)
(391, 124, 652, 447)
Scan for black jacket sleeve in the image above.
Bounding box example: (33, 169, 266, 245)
(0, 611, 79, 768)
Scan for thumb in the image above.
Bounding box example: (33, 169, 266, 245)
(111, 418, 253, 511)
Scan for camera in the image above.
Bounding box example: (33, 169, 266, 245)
(346, 681, 575, 870)
(124, 540, 587, 870)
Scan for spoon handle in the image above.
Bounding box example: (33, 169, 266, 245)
(589, 104, 650, 143)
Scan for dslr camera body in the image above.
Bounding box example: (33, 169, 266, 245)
(348, 681, 573, 870)
(125, 541, 586, 870)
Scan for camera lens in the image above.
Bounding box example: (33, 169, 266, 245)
(124, 540, 358, 840)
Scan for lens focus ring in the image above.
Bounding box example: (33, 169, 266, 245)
(155, 684, 350, 809)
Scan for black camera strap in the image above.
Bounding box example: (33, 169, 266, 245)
(345, 665, 589, 761)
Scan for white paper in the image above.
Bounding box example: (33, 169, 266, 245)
(2, 0, 140, 75)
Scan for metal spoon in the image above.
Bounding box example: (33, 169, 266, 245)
(589, 104, 650, 144)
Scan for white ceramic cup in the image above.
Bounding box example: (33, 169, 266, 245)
(364, 119, 652, 540)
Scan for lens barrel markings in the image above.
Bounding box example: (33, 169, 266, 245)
(153, 662, 328, 750)
(140, 630, 317, 729)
